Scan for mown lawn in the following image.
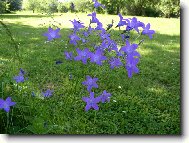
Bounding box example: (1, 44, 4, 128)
(0, 11, 180, 134)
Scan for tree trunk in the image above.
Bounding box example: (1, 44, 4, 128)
(116, 5, 120, 14)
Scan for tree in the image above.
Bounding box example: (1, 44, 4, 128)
(0, 1, 6, 14)
(8, 0, 23, 11)
(22, 0, 58, 13)
(159, 0, 180, 18)
(0, 0, 22, 13)
(100, 0, 127, 15)
(69, 2, 75, 13)
(22, 0, 38, 13)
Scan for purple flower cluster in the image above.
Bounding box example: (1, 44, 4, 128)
(69, 33, 80, 46)
(115, 14, 155, 38)
(74, 48, 91, 64)
(8, 68, 55, 113)
(14, 69, 54, 99)
(82, 75, 111, 111)
(5, 68, 27, 112)
(120, 40, 140, 78)
(2, 0, 155, 114)
(109, 57, 123, 69)
(40, 0, 156, 111)
(65, 48, 107, 66)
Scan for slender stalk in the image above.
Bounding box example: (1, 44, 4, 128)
(6, 112, 9, 133)
(0, 20, 22, 63)
(1, 82, 4, 98)
(138, 39, 145, 46)
(133, 33, 142, 42)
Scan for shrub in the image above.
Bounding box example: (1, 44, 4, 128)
(57, 3, 69, 13)
(0, 1, 6, 14)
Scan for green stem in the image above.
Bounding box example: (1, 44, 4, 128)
(0, 20, 22, 64)
(6, 112, 9, 133)
(1, 82, 4, 98)
(93, 111, 96, 124)
(138, 39, 145, 46)
(133, 33, 142, 43)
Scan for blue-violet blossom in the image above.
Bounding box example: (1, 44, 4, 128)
(0, 97, 16, 112)
(82, 92, 101, 111)
(82, 75, 98, 92)
(43, 27, 61, 41)
(74, 48, 91, 64)
(100, 90, 112, 103)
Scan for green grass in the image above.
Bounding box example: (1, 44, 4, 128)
(0, 11, 180, 134)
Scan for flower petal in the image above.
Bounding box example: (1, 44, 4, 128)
(4, 106, 10, 112)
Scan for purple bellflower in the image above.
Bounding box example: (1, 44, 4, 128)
(121, 34, 130, 41)
(82, 92, 101, 111)
(64, 51, 73, 60)
(87, 12, 99, 23)
(82, 75, 98, 92)
(100, 38, 118, 52)
(74, 48, 91, 64)
(0, 97, 16, 112)
(109, 57, 123, 69)
(99, 29, 110, 40)
(13, 74, 24, 83)
(100, 90, 112, 103)
(95, 21, 104, 31)
(19, 68, 25, 75)
(125, 17, 145, 33)
(116, 50, 125, 57)
(81, 38, 87, 43)
(142, 23, 155, 39)
(108, 39, 118, 52)
(126, 56, 139, 78)
(70, 19, 85, 32)
(13, 68, 25, 83)
(117, 13, 127, 27)
(120, 40, 140, 58)
(43, 27, 61, 41)
(69, 33, 80, 46)
(100, 39, 110, 50)
(88, 26, 94, 33)
(83, 31, 89, 37)
(93, 0, 105, 9)
(42, 89, 53, 98)
(90, 49, 107, 66)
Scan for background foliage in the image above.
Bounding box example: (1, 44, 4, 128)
(0, 0, 180, 18)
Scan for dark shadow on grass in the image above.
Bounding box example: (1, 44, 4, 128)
(0, 14, 51, 19)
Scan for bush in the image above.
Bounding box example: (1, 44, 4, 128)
(71, 0, 93, 13)
(57, 3, 69, 13)
(159, 0, 180, 18)
(48, 3, 58, 13)
(9, 0, 22, 11)
(144, 7, 161, 17)
(0, 1, 6, 14)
